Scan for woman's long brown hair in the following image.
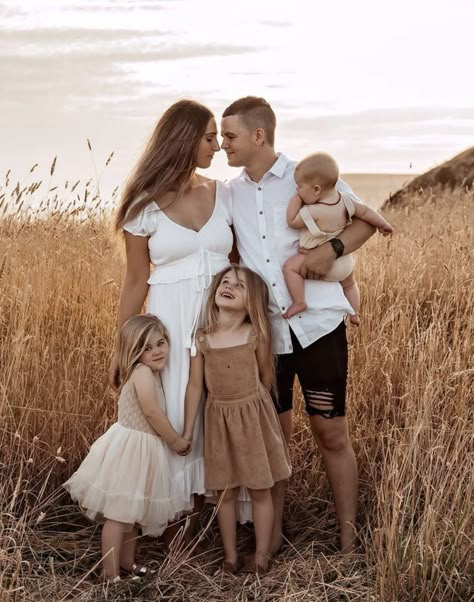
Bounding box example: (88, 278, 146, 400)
(114, 99, 213, 231)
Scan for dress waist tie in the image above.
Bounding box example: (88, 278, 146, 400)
(185, 248, 214, 357)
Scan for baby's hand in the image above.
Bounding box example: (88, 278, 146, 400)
(378, 222, 394, 236)
(170, 435, 191, 456)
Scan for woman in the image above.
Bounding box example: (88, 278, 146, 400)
(109, 100, 237, 541)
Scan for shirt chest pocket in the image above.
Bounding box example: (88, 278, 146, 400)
(272, 206, 300, 266)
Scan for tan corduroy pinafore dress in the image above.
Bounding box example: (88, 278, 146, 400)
(198, 330, 291, 491)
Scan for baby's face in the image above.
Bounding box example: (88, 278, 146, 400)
(294, 168, 319, 204)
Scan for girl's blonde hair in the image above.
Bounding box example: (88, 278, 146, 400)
(204, 266, 276, 391)
(114, 99, 213, 232)
(117, 314, 169, 386)
(204, 265, 273, 344)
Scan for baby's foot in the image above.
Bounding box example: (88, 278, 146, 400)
(283, 302, 307, 319)
(349, 314, 360, 326)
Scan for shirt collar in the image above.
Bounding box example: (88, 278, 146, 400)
(239, 152, 289, 182)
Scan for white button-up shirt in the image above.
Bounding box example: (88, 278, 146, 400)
(227, 153, 359, 355)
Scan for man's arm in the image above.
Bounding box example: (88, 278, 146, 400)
(300, 218, 375, 279)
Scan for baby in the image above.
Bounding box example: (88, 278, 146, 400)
(283, 152, 393, 322)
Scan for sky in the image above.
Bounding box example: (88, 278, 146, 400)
(1, 0, 473, 200)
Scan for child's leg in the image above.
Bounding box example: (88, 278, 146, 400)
(216, 487, 240, 565)
(340, 272, 360, 325)
(119, 526, 138, 572)
(101, 519, 126, 579)
(283, 253, 308, 318)
(247, 487, 274, 569)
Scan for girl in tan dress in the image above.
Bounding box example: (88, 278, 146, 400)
(183, 266, 291, 573)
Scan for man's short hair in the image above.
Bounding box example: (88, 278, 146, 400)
(223, 96, 276, 146)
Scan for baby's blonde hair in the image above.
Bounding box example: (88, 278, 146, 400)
(297, 152, 339, 191)
(117, 314, 169, 387)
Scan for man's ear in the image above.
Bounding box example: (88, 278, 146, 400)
(254, 128, 265, 146)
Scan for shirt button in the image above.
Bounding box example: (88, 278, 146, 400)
(258, 187, 262, 190)
(272, 283, 276, 286)
(262, 235, 266, 239)
(266, 259, 270, 263)
(259, 211, 263, 215)
(281, 307, 285, 311)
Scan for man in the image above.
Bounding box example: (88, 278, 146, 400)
(221, 96, 375, 555)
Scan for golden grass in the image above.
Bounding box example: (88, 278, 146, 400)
(0, 174, 473, 601)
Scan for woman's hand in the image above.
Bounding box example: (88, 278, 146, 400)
(108, 352, 120, 390)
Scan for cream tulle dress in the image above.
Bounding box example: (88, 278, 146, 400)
(64, 370, 173, 536)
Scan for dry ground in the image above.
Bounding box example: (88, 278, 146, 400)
(0, 174, 473, 601)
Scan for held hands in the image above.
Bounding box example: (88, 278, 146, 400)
(170, 434, 191, 456)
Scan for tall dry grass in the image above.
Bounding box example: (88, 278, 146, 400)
(0, 172, 473, 601)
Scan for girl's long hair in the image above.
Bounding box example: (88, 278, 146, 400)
(117, 314, 169, 387)
(203, 265, 275, 386)
(114, 99, 213, 232)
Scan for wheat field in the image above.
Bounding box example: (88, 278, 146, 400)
(0, 171, 473, 601)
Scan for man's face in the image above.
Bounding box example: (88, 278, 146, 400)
(220, 115, 255, 168)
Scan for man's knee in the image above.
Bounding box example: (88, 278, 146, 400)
(311, 418, 350, 453)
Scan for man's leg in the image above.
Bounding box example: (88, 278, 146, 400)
(309, 415, 358, 553)
(296, 321, 358, 553)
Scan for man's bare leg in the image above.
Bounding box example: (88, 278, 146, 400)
(270, 409, 293, 554)
(309, 415, 358, 554)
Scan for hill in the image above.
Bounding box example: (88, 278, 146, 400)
(383, 146, 474, 208)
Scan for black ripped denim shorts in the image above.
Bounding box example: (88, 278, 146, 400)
(273, 321, 348, 419)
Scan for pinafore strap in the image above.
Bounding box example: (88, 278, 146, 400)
(299, 205, 323, 237)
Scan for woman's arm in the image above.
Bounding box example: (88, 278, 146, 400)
(108, 233, 150, 388)
(117, 233, 151, 332)
(134, 367, 190, 455)
(183, 352, 204, 441)
(256, 339, 273, 392)
(286, 194, 305, 229)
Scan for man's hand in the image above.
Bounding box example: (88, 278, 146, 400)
(108, 352, 120, 390)
(300, 243, 336, 280)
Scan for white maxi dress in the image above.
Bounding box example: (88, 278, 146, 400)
(123, 181, 251, 522)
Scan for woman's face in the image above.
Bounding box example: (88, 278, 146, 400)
(195, 117, 220, 168)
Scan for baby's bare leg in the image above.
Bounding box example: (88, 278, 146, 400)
(283, 253, 308, 318)
(341, 272, 360, 325)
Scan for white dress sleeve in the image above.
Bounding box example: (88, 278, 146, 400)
(217, 181, 233, 225)
(122, 199, 160, 237)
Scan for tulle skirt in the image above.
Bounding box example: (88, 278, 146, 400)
(64, 423, 173, 536)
